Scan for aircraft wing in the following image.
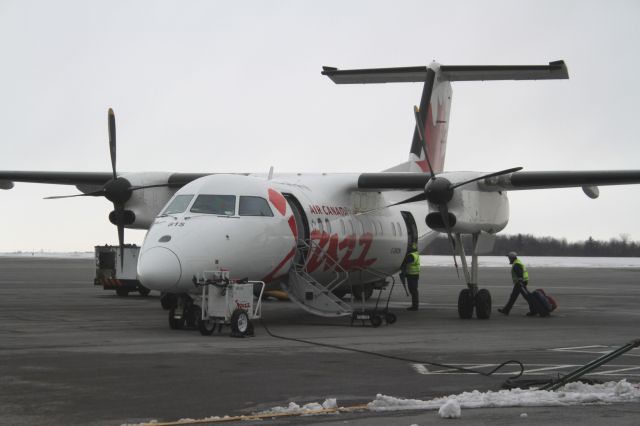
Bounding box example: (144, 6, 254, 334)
(0, 171, 211, 191)
(357, 170, 640, 193)
(481, 170, 640, 191)
(0, 171, 113, 189)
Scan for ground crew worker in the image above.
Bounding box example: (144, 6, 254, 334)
(498, 252, 536, 316)
(402, 243, 420, 311)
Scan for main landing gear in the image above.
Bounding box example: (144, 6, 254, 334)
(455, 233, 492, 320)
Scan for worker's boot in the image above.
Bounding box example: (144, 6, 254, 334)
(498, 308, 509, 316)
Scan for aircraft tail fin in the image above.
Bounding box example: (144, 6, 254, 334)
(322, 61, 568, 174)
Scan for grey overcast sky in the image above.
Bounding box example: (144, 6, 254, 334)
(1, 0, 639, 251)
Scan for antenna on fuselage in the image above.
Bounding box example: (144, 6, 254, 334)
(268, 166, 274, 180)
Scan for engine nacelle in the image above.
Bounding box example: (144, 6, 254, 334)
(109, 209, 136, 225)
(427, 181, 510, 235)
(119, 172, 178, 229)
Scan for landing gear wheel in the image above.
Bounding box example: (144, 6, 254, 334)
(168, 308, 185, 330)
(370, 315, 382, 328)
(475, 289, 492, 319)
(138, 286, 151, 297)
(198, 318, 216, 336)
(458, 289, 474, 319)
(116, 288, 129, 297)
(385, 313, 397, 324)
(230, 309, 250, 335)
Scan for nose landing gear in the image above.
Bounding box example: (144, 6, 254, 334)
(167, 294, 200, 330)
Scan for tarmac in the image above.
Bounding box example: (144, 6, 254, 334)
(0, 256, 639, 425)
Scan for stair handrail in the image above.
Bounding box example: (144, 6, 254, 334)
(293, 238, 349, 293)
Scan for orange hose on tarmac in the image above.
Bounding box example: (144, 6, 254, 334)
(134, 403, 369, 426)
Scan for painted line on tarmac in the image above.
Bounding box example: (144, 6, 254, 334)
(411, 363, 640, 376)
(550, 345, 640, 357)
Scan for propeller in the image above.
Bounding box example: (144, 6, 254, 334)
(108, 108, 127, 271)
(44, 109, 171, 270)
(393, 105, 523, 273)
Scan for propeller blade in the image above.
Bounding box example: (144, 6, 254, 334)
(108, 108, 117, 181)
(355, 191, 430, 215)
(413, 105, 436, 179)
(451, 167, 523, 190)
(113, 203, 126, 272)
(44, 189, 106, 199)
(386, 192, 428, 208)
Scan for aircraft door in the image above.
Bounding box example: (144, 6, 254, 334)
(283, 194, 310, 261)
(400, 211, 418, 249)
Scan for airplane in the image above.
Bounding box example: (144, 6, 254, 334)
(3, 60, 640, 331)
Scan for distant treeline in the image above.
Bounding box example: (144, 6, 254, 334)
(424, 234, 640, 257)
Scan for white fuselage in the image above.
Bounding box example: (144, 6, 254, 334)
(136, 173, 429, 294)
(136, 171, 511, 295)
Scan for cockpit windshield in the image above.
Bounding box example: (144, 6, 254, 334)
(239, 196, 273, 217)
(190, 195, 236, 215)
(161, 194, 194, 216)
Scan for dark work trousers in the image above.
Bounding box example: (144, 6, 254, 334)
(503, 282, 534, 313)
(406, 274, 419, 308)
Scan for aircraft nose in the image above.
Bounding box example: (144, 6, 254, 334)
(138, 246, 182, 291)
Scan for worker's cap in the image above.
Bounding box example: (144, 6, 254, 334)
(506, 251, 518, 259)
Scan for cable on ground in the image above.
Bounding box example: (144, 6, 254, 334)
(259, 317, 525, 379)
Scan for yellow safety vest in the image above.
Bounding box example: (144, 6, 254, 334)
(406, 252, 420, 276)
(511, 258, 529, 284)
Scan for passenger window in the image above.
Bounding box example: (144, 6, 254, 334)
(397, 222, 403, 236)
(325, 218, 332, 234)
(348, 220, 355, 235)
(377, 221, 383, 236)
(162, 194, 194, 215)
(190, 195, 236, 215)
(391, 222, 397, 236)
(239, 196, 273, 217)
(317, 218, 324, 232)
(340, 219, 346, 235)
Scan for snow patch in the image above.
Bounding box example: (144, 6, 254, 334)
(0, 252, 93, 259)
(368, 380, 640, 412)
(422, 255, 640, 268)
(260, 398, 339, 416)
(322, 398, 337, 409)
(127, 381, 640, 426)
(438, 399, 461, 418)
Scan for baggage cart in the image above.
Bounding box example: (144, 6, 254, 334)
(194, 271, 265, 337)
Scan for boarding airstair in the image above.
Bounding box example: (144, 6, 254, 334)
(282, 240, 353, 317)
